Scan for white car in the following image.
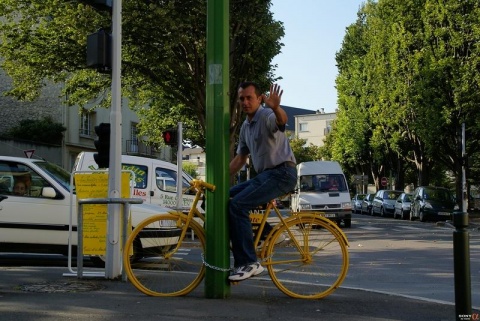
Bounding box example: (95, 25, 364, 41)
(0, 156, 174, 264)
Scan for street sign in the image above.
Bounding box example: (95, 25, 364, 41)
(23, 149, 35, 158)
(381, 177, 388, 186)
(353, 175, 368, 183)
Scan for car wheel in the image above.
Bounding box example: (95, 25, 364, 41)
(344, 219, 351, 228)
(402, 211, 409, 220)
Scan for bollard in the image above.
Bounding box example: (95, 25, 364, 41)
(452, 211, 472, 320)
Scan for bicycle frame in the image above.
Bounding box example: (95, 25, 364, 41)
(162, 178, 349, 267)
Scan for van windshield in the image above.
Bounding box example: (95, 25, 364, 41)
(300, 174, 347, 192)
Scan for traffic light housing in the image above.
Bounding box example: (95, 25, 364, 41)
(83, 0, 113, 72)
(86, 28, 112, 71)
(162, 129, 177, 146)
(93, 123, 111, 168)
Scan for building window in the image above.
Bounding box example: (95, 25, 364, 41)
(130, 123, 139, 152)
(299, 123, 308, 132)
(131, 123, 138, 142)
(80, 110, 93, 136)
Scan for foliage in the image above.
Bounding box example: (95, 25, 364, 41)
(289, 136, 321, 164)
(0, 0, 284, 152)
(4, 116, 66, 145)
(182, 162, 199, 179)
(331, 0, 480, 202)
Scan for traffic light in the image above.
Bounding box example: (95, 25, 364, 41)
(84, 0, 113, 73)
(93, 123, 111, 168)
(86, 28, 112, 71)
(162, 129, 177, 146)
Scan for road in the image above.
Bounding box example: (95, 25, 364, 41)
(343, 213, 480, 308)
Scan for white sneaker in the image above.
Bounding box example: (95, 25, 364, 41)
(228, 262, 264, 281)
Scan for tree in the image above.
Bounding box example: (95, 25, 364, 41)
(289, 136, 321, 164)
(3, 116, 66, 145)
(332, 0, 480, 202)
(182, 162, 199, 179)
(0, 0, 284, 156)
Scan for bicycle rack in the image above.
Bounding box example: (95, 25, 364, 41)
(63, 197, 143, 281)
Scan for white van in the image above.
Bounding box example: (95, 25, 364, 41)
(290, 161, 352, 228)
(73, 152, 196, 210)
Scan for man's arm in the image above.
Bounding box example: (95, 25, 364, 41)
(230, 154, 249, 176)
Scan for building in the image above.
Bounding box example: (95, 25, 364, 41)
(294, 108, 336, 147)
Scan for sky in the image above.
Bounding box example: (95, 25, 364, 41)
(271, 0, 365, 112)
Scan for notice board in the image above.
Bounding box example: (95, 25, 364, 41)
(75, 172, 131, 255)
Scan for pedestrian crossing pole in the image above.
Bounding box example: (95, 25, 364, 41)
(205, 0, 230, 298)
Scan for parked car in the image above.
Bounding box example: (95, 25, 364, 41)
(351, 194, 366, 214)
(372, 190, 403, 217)
(361, 193, 375, 215)
(410, 186, 458, 222)
(0, 156, 174, 265)
(394, 193, 413, 220)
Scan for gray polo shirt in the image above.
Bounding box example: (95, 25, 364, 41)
(236, 106, 296, 173)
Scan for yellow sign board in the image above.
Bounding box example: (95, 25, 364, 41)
(74, 172, 131, 255)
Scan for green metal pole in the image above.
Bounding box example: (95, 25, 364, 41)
(205, 0, 230, 298)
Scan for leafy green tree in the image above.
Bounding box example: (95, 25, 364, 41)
(3, 116, 66, 145)
(0, 0, 284, 155)
(333, 3, 382, 187)
(289, 133, 323, 164)
(182, 162, 199, 179)
(332, 0, 480, 200)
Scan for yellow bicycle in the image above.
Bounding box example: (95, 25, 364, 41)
(123, 179, 349, 299)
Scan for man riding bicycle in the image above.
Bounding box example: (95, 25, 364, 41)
(228, 82, 297, 281)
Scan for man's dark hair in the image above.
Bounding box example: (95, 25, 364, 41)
(238, 81, 262, 97)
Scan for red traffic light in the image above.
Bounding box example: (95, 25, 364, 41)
(162, 130, 177, 146)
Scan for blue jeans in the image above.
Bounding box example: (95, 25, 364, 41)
(229, 165, 297, 267)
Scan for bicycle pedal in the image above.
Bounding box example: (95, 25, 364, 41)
(229, 281, 240, 285)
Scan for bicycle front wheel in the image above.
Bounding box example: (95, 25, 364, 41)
(265, 214, 349, 299)
(123, 213, 206, 296)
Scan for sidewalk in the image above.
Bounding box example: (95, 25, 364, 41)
(0, 265, 476, 321)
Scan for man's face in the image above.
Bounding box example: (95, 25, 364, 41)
(238, 85, 262, 118)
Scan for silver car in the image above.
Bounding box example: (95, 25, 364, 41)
(372, 190, 403, 217)
(351, 194, 366, 214)
(394, 193, 412, 220)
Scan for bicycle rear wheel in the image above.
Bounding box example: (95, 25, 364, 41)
(265, 214, 349, 299)
(123, 213, 206, 296)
